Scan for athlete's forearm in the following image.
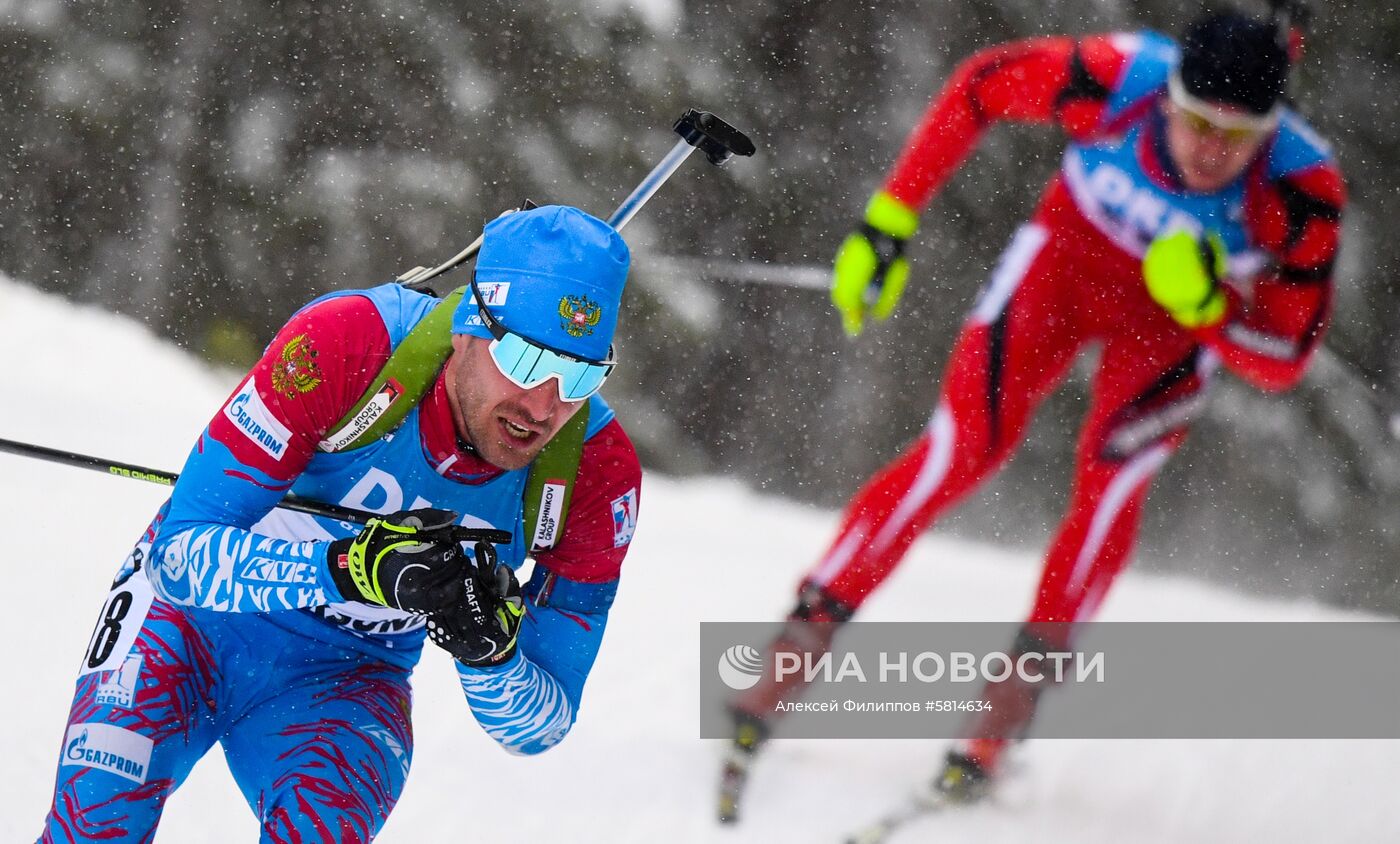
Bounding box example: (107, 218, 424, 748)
(1199, 282, 1331, 391)
(455, 438, 631, 755)
(147, 432, 340, 611)
(147, 296, 395, 611)
(1213, 165, 1342, 391)
(455, 584, 612, 754)
(885, 36, 1115, 209)
(455, 649, 577, 755)
(148, 523, 336, 611)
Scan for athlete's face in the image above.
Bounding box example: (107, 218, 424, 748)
(444, 334, 586, 471)
(1163, 100, 1270, 193)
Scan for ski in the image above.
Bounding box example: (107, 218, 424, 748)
(844, 751, 992, 843)
(716, 746, 752, 824)
(717, 712, 767, 824)
(843, 788, 953, 844)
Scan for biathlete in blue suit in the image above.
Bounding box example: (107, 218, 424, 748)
(40, 205, 643, 842)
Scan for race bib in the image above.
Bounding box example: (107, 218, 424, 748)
(79, 543, 155, 677)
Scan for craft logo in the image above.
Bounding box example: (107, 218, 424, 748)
(717, 645, 764, 691)
(225, 379, 292, 460)
(559, 295, 602, 337)
(320, 379, 404, 452)
(64, 723, 153, 784)
(531, 480, 567, 550)
(610, 488, 637, 548)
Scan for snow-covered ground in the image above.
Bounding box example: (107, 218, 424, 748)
(3, 275, 1396, 842)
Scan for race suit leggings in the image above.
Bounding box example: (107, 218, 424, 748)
(806, 222, 1211, 631)
(40, 590, 414, 844)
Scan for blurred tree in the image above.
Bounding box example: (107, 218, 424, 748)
(0, 0, 1395, 610)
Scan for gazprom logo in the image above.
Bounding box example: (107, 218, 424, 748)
(63, 723, 154, 783)
(718, 645, 764, 691)
(224, 379, 292, 460)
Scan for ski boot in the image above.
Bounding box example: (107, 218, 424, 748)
(932, 625, 1064, 804)
(717, 582, 855, 824)
(843, 746, 995, 843)
(718, 711, 769, 823)
(932, 747, 995, 805)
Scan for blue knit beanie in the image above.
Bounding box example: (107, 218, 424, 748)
(452, 205, 630, 361)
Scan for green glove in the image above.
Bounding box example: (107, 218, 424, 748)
(832, 190, 919, 337)
(1142, 230, 1228, 328)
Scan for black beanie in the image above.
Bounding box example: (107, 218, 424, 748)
(1179, 11, 1290, 115)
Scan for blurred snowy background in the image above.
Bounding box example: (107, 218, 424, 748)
(1, 2, 1396, 605)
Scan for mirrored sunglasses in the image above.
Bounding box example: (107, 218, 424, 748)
(470, 273, 616, 402)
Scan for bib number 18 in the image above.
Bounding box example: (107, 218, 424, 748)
(80, 544, 155, 677)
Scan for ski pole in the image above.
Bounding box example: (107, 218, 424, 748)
(0, 436, 509, 541)
(608, 108, 755, 229)
(642, 254, 1400, 437)
(2, 110, 753, 520)
(1268, 0, 1313, 60)
(399, 108, 754, 289)
(1311, 347, 1400, 439)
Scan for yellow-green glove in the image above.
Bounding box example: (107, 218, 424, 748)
(832, 191, 919, 336)
(1142, 230, 1228, 328)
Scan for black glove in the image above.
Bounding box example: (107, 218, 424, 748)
(426, 541, 525, 667)
(327, 508, 473, 613)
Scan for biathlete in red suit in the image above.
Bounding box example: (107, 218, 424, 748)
(726, 7, 1344, 812)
